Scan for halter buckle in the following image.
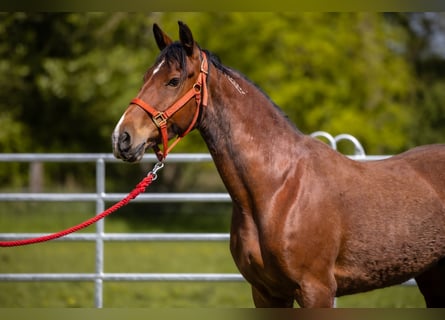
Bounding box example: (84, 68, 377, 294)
(152, 112, 167, 128)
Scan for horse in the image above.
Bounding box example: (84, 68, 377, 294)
(112, 21, 445, 307)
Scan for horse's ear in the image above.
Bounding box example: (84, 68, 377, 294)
(153, 23, 173, 51)
(178, 21, 195, 56)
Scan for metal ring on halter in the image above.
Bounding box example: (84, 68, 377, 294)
(193, 83, 202, 92)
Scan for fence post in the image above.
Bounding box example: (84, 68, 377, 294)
(29, 161, 43, 193)
(95, 158, 105, 308)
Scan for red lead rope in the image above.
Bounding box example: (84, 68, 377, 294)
(0, 162, 164, 247)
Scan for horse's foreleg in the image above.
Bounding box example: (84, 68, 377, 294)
(251, 286, 294, 308)
(415, 260, 445, 307)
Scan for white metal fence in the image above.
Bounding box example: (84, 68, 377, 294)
(0, 152, 238, 308)
(0, 135, 416, 307)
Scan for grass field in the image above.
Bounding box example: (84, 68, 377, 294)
(0, 201, 426, 308)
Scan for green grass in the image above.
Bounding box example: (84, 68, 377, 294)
(336, 286, 424, 308)
(0, 201, 426, 308)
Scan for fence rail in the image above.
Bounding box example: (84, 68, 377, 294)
(0, 149, 414, 308)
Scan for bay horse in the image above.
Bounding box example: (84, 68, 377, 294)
(112, 21, 445, 307)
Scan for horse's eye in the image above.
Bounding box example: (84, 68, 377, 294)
(167, 78, 180, 87)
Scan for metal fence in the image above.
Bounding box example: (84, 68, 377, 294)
(0, 135, 416, 307)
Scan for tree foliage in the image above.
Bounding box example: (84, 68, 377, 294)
(0, 13, 156, 153)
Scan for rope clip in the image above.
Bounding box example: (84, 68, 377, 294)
(149, 161, 165, 180)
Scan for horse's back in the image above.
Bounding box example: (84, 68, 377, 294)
(389, 144, 445, 200)
(392, 143, 445, 162)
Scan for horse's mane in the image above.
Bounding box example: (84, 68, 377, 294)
(153, 42, 240, 81)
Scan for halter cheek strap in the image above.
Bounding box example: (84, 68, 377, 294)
(131, 51, 208, 161)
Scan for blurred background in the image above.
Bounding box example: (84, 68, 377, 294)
(1, 12, 445, 190)
(1, 12, 445, 307)
(2, 12, 445, 189)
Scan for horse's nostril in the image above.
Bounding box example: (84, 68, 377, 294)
(118, 132, 131, 152)
(122, 132, 131, 143)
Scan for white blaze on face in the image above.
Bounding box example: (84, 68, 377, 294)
(152, 59, 165, 76)
(137, 59, 165, 93)
(112, 112, 126, 148)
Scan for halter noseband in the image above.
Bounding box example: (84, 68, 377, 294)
(130, 51, 208, 161)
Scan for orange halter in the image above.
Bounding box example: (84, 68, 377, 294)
(131, 51, 208, 161)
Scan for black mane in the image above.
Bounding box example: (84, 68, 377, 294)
(153, 42, 189, 80)
(153, 41, 233, 79)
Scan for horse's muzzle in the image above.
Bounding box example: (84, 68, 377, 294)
(113, 132, 146, 163)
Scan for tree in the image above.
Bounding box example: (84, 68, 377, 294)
(390, 13, 445, 148)
(0, 13, 157, 153)
(0, 13, 157, 188)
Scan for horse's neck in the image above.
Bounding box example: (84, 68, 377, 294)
(198, 67, 305, 210)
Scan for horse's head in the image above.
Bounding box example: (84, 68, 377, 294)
(112, 21, 208, 162)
